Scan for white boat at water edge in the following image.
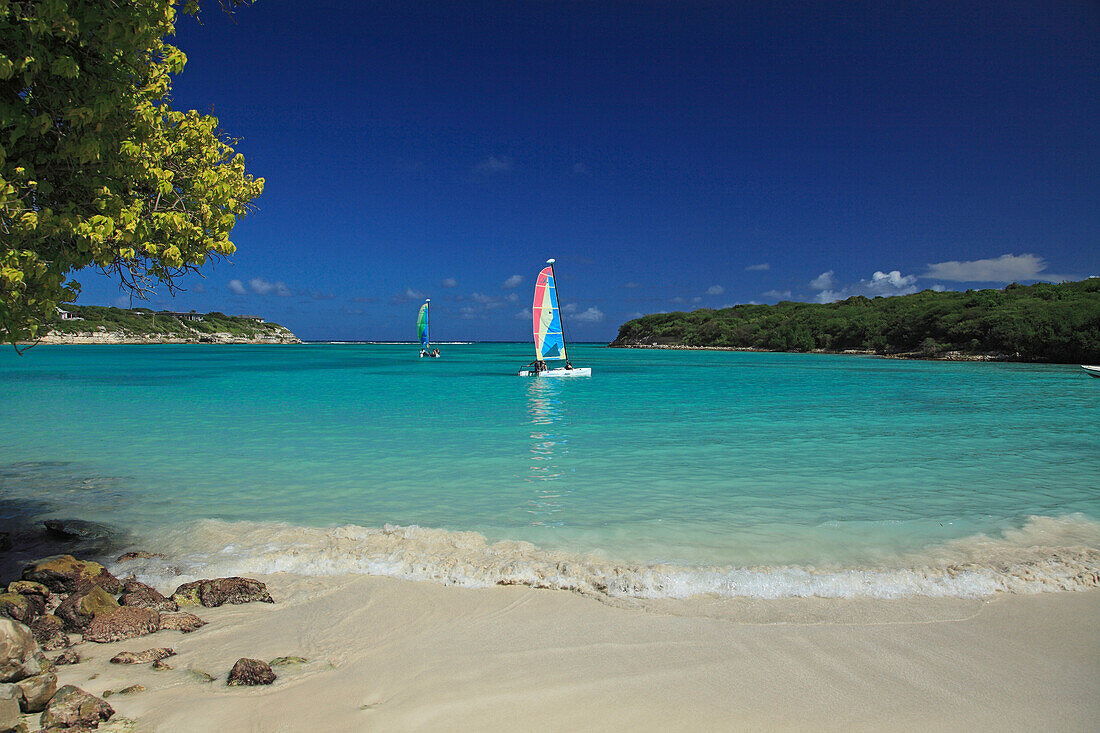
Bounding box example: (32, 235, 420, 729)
(519, 259, 592, 377)
(1082, 365, 1100, 378)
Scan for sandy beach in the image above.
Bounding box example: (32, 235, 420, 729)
(53, 575, 1099, 732)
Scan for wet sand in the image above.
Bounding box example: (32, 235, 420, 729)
(57, 575, 1100, 732)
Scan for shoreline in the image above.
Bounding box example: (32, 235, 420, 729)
(55, 573, 1100, 731)
(608, 342, 1045, 362)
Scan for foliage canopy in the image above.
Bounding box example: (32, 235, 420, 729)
(611, 279, 1100, 363)
(0, 0, 263, 345)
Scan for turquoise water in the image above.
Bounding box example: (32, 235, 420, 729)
(2, 344, 1098, 597)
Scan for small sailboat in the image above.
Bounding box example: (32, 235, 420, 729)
(1082, 365, 1100, 378)
(519, 259, 591, 377)
(417, 299, 440, 357)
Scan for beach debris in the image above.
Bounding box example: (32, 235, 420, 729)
(151, 659, 173, 671)
(22, 555, 123, 595)
(115, 551, 168, 563)
(0, 683, 20, 731)
(39, 685, 114, 729)
(30, 616, 71, 651)
(269, 656, 308, 667)
(172, 578, 274, 608)
(51, 649, 80, 666)
(0, 619, 46, 683)
(226, 658, 276, 686)
(82, 607, 161, 644)
(118, 580, 178, 613)
(43, 520, 112, 543)
(119, 684, 145, 696)
(56, 584, 119, 631)
(110, 648, 175, 665)
(15, 671, 57, 712)
(0, 592, 39, 625)
(157, 611, 206, 633)
(186, 668, 215, 682)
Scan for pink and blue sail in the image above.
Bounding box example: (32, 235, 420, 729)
(532, 266, 566, 361)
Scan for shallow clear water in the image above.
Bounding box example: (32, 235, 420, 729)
(2, 344, 1098, 597)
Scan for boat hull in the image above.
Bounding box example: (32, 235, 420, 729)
(518, 367, 592, 377)
(1082, 365, 1100, 378)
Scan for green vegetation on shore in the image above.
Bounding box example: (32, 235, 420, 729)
(611, 279, 1100, 363)
(44, 306, 296, 342)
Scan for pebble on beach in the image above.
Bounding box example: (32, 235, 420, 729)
(226, 658, 276, 686)
(110, 648, 175, 665)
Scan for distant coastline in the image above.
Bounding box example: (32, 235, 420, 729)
(610, 279, 1100, 364)
(26, 305, 300, 345)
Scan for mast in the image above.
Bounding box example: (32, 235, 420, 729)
(425, 298, 430, 349)
(547, 258, 569, 361)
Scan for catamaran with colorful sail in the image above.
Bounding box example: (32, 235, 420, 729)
(519, 259, 591, 377)
(417, 299, 440, 357)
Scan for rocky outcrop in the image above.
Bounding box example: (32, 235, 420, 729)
(37, 327, 300, 345)
(22, 556, 122, 595)
(115, 551, 167, 563)
(110, 648, 174, 665)
(0, 592, 39, 624)
(39, 685, 113, 730)
(51, 649, 79, 666)
(0, 619, 45, 683)
(6, 582, 49, 602)
(0, 684, 19, 732)
(119, 579, 177, 613)
(29, 616, 70, 652)
(226, 658, 276, 686)
(172, 577, 273, 608)
(158, 611, 206, 633)
(55, 584, 119, 631)
(82, 607, 160, 644)
(15, 671, 57, 712)
(43, 520, 112, 543)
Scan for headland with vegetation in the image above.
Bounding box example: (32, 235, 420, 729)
(610, 279, 1100, 363)
(32, 306, 299, 345)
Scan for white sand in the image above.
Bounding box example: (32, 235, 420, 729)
(57, 576, 1099, 732)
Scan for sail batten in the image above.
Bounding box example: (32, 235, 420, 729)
(532, 266, 566, 361)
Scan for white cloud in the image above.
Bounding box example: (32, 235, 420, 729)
(505, 292, 518, 303)
(745, 263, 770, 271)
(572, 306, 604, 323)
(473, 155, 513, 174)
(670, 296, 685, 304)
(516, 308, 532, 320)
(572, 162, 591, 175)
(502, 274, 523, 289)
(228, 279, 248, 295)
(922, 253, 1072, 283)
(763, 289, 791, 299)
(810, 271, 836, 291)
(471, 292, 497, 304)
(623, 282, 642, 289)
(562, 303, 577, 314)
(814, 270, 920, 303)
(705, 285, 725, 295)
(441, 278, 457, 288)
(113, 295, 131, 307)
(249, 277, 292, 297)
(693, 296, 702, 303)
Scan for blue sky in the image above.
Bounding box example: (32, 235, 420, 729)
(74, 1, 1099, 341)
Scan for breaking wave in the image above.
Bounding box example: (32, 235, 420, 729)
(115, 514, 1100, 600)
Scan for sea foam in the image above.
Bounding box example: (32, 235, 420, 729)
(115, 514, 1100, 600)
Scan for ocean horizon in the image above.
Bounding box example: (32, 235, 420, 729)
(3, 343, 1097, 599)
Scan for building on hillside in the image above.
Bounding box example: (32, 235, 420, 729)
(158, 311, 204, 322)
(56, 308, 82, 321)
(237, 315, 265, 323)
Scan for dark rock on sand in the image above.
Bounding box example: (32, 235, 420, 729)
(55, 584, 119, 632)
(119, 579, 177, 613)
(115, 551, 168, 563)
(151, 658, 172, 671)
(172, 577, 273, 608)
(82, 607, 160, 644)
(110, 648, 174, 665)
(186, 668, 215, 682)
(0, 619, 45, 683)
(6, 582, 49, 602)
(22, 556, 122, 595)
(15, 671, 57, 712)
(226, 658, 276, 686)
(51, 649, 79, 666)
(43, 520, 112, 543)
(158, 611, 206, 633)
(0, 593, 39, 625)
(29, 616, 70, 652)
(39, 685, 113, 730)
